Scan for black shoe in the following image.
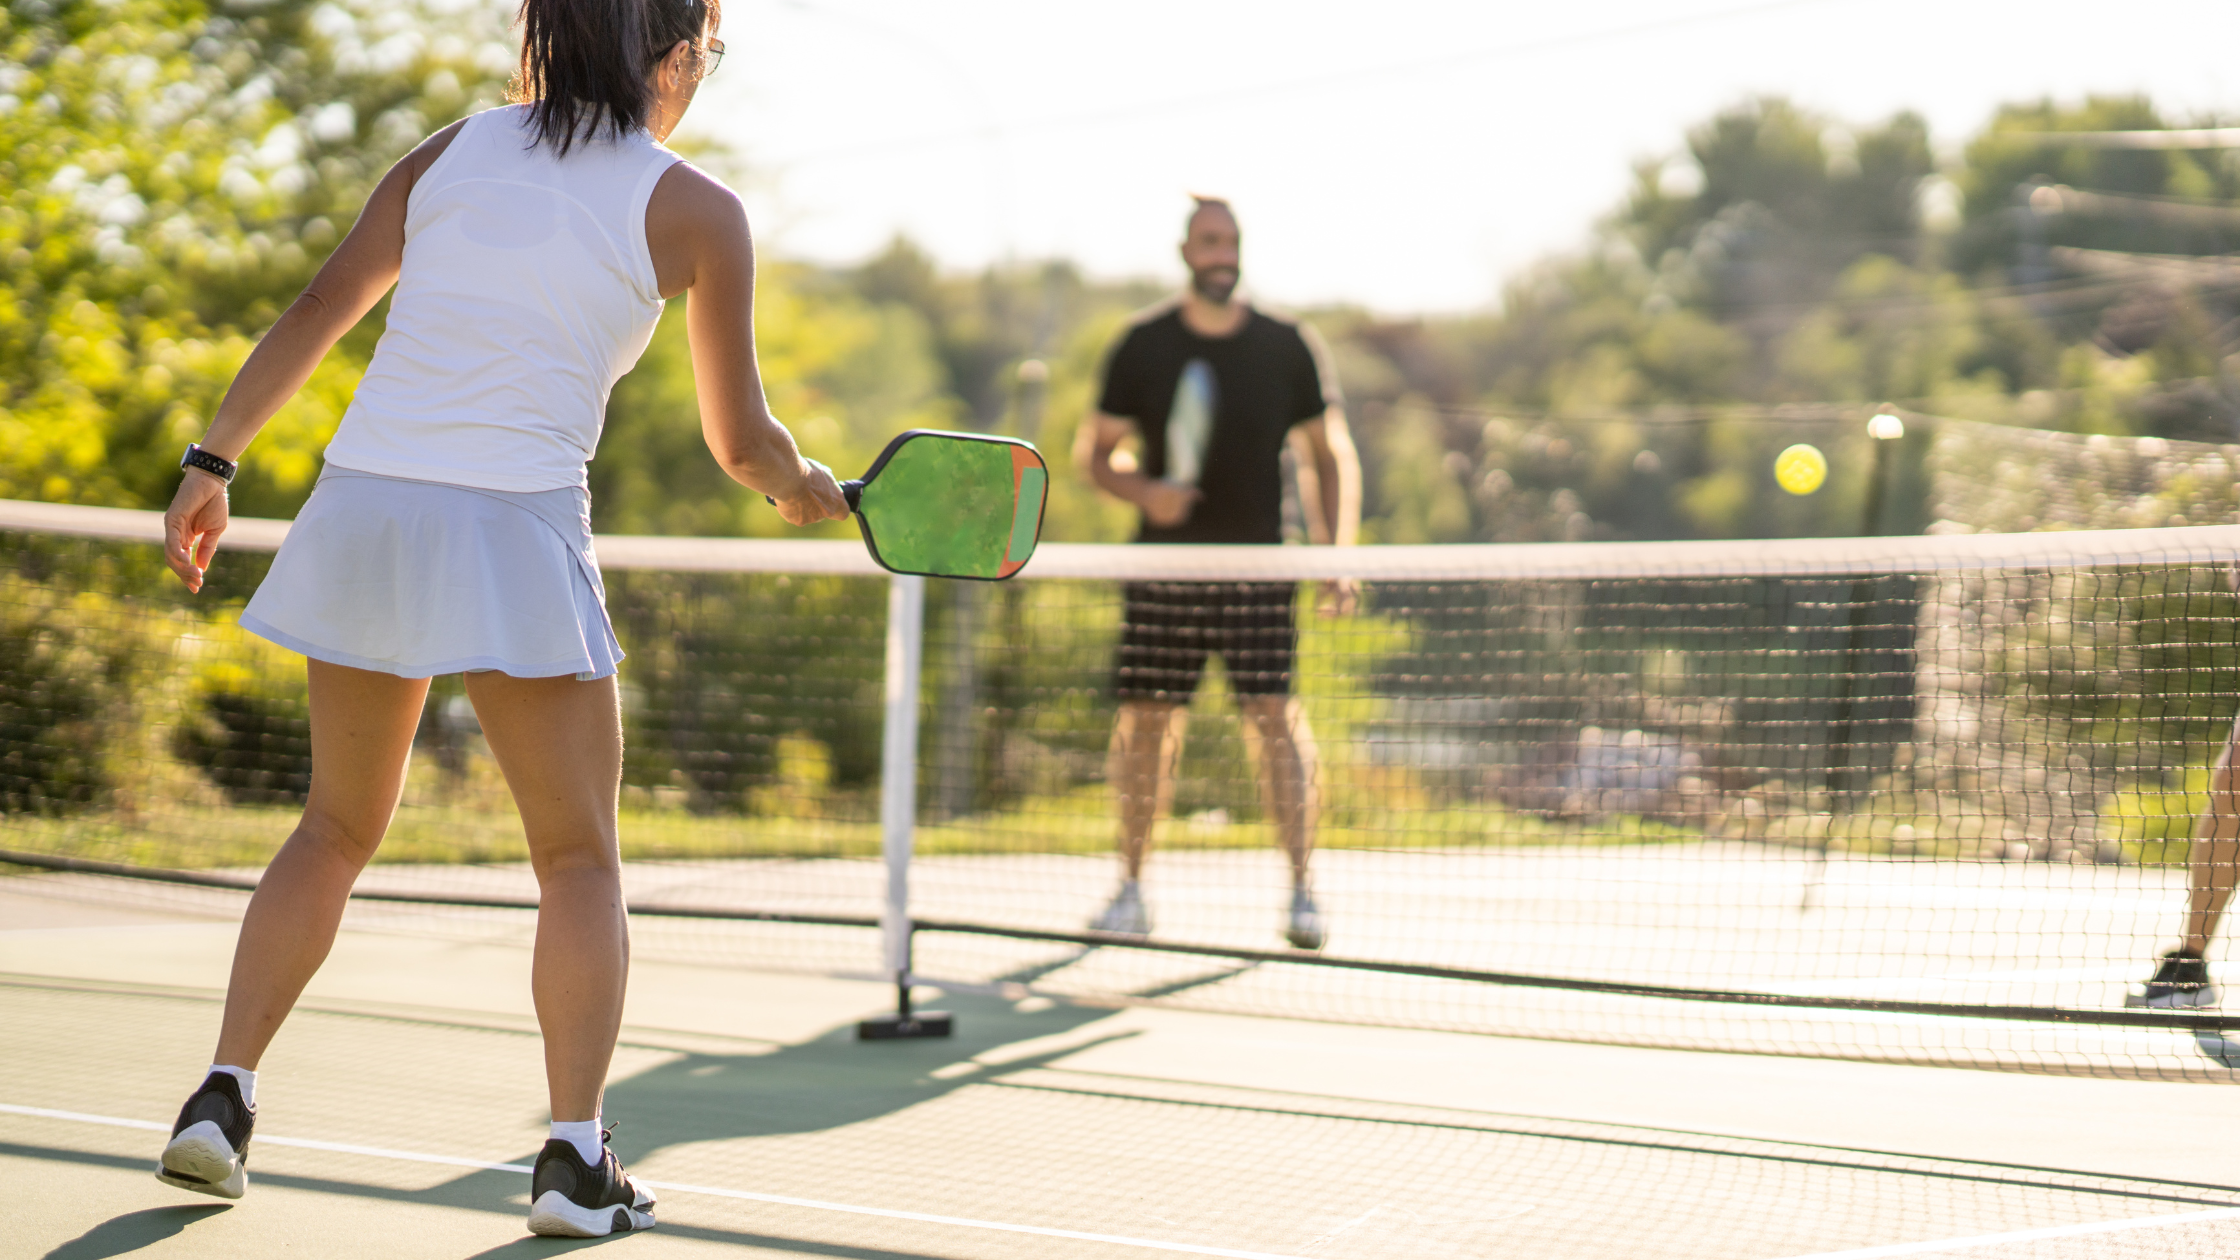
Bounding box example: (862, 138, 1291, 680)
(2127, 949, 2220, 1009)
(156, 1071, 255, 1199)
(527, 1127, 657, 1237)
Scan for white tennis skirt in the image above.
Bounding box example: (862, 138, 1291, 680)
(240, 465, 624, 680)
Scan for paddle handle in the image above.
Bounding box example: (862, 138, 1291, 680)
(766, 479, 864, 512)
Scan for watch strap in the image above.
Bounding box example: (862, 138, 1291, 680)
(181, 443, 238, 484)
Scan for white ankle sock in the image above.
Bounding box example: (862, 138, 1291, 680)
(206, 1064, 256, 1109)
(550, 1118, 603, 1165)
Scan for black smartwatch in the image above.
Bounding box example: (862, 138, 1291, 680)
(181, 443, 238, 484)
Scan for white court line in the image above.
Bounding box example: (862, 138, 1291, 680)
(1769, 1207, 2240, 1259)
(21, 1102, 2237, 1258)
(1, 1103, 1305, 1260)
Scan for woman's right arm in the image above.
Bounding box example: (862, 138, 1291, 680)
(162, 121, 466, 591)
(645, 164, 847, 526)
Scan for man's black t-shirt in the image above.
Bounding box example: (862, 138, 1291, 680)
(1095, 303, 1340, 544)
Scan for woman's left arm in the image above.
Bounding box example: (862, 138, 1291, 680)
(163, 121, 462, 591)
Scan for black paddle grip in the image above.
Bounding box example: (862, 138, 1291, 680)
(765, 479, 864, 513)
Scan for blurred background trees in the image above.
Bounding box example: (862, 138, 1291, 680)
(7, 2, 2240, 550)
(1, 0, 514, 514)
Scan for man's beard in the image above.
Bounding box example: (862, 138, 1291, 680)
(1190, 266, 1239, 304)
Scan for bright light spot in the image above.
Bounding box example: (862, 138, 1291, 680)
(306, 101, 356, 143)
(1657, 158, 1703, 200)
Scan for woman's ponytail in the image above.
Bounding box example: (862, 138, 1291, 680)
(512, 0, 718, 154)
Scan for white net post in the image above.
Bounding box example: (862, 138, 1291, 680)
(880, 573, 925, 986)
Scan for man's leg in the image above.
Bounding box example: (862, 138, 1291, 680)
(2132, 717, 2240, 1011)
(1240, 695, 1319, 892)
(2185, 721, 2240, 954)
(213, 660, 430, 1067)
(463, 670, 627, 1126)
(1110, 699, 1188, 882)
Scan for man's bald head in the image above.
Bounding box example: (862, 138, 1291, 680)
(1181, 196, 1241, 305)
(1185, 196, 1236, 240)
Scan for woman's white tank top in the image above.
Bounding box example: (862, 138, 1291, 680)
(323, 105, 683, 493)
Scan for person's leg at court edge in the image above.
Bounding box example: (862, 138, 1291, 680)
(1242, 695, 1325, 950)
(1095, 699, 1186, 936)
(2137, 716, 2240, 1008)
(159, 660, 427, 1199)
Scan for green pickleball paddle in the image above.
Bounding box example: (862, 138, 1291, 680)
(774, 430, 1048, 580)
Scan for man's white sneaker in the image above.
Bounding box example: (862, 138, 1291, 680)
(1286, 889, 1326, 951)
(1090, 883, 1151, 937)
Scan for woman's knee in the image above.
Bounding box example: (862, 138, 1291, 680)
(288, 809, 387, 869)
(528, 829, 622, 881)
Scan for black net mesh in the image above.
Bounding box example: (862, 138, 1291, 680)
(8, 508, 2240, 1079)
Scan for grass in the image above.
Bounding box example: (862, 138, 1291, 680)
(3, 764, 1716, 873)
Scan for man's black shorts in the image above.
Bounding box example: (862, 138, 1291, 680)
(1113, 581, 1298, 702)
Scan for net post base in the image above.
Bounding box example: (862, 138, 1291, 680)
(859, 972, 952, 1039)
(858, 1012, 953, 1040)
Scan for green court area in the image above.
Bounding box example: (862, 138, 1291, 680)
(9, 879, 2240, 1260)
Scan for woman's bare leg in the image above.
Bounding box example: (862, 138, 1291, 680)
(464, 671, 626, 1125)
(213, 660, 429, 1067)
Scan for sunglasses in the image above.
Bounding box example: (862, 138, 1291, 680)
(699, 37, 724, 78)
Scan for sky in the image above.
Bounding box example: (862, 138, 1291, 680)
(681, 0, 2239, 315)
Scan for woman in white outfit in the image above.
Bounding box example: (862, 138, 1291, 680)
(152, 0, 844, 1235)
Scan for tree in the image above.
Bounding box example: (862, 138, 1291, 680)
(0, 0, 513, 514)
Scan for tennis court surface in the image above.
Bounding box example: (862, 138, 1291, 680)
(15, 502, 2240, 1256)
(9, 873, 2240, 1260)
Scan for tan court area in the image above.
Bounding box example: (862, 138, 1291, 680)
(10, 877, 2240, 1260)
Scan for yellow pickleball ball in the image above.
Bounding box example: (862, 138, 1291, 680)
(1774, 443, 1827, 495)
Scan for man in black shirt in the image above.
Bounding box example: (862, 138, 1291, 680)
(1074, 196, 1360, 949)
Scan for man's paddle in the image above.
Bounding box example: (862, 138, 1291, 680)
(773, 429, 1049, 580)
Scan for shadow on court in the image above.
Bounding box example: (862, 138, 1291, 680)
(594, 979, 1129, 1166)
(16, 1143, 971, 1260)
(40, 1201, 230, 1260)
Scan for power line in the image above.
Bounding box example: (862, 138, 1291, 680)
(2030, 185, 2240, 228)
(2002, 128, 2240, 150)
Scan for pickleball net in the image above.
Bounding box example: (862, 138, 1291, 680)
(6, 496, 2240, 1079)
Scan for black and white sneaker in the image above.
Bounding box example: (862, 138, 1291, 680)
(2127, 949, 2220, 1009)
(156, 1071, 255, 1199)
(527, 1128, 657, 1237)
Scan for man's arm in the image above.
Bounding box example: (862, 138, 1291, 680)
(1289, 407, 1360, 547)
(1076, 409, 1199, 528)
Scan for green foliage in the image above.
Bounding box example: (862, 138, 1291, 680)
(1362, 404, 1472, 545)
(606, 571, 887, 809)
(0, 571, 127, 812)
(0, 0, 513, 514)
(170, 622, 312, 805)
(1955, 97, 2240, 273)
(1993, 568, 2240, 758)
(2103, 766, 2209, 847)
(591, 263, 965, 539)
(1321, 93, 2240, 546)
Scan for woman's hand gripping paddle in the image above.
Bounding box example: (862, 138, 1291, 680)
(770, 430, 1049, 580)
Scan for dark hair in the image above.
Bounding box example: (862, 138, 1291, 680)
(512, 0, 720, 154)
